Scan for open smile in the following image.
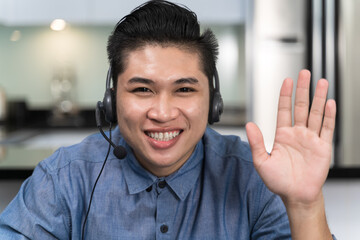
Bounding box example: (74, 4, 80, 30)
(145, 130, 182, 142)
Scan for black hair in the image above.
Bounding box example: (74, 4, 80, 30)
(107, 0, 219, 90)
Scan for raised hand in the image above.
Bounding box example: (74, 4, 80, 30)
(246, 69, 336, 205)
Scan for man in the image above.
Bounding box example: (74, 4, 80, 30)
(0, 1, 336, 239)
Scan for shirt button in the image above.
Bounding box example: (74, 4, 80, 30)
(158, 180, 166, 188)
(160, 224, 168, 233)
(146, 186, 152, 192)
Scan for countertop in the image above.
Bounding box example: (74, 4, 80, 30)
(0, 128, 98, 176)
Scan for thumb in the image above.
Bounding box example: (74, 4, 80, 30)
(245, 122, 269, 169)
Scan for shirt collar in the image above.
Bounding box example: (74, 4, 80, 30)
(122, 146, 156, 194)
(117, 127, 204, 201)
(165, 140, 203, 200)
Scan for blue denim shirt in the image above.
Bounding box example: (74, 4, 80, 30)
(0, 127, 291, 239)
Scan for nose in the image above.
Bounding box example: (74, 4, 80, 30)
(147, 94, 179, 123)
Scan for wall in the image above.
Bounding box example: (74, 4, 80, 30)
(0, 24, 246, 110)
(0, 25, 111, 109)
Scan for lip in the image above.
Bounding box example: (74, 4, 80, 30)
(144, 128, 183, 149)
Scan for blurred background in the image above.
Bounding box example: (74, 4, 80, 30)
(0, 0, 359, 238)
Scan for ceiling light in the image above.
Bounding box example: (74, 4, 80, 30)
(50, 19, 67, 31)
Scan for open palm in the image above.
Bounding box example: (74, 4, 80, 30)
(246, 70, 336, 205)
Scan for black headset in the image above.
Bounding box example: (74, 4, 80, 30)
(97, 65, 224, 125)
(208, 69, 224, 124)
(97, 66, 118, 124)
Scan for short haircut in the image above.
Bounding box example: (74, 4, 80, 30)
(107, 0, 219, 91)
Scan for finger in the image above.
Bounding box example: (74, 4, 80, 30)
(294, 69, 311, 127)
(246, 122, 269, 169)
(276, 78, 293, 128)
(308, 79, 329, 134)
(320, 99, 336, 143)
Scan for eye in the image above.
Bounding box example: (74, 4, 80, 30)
(177, 87, 195, 93)
(132, 87, 151, 93)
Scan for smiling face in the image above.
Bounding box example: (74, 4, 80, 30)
(116, 45, 209, 177)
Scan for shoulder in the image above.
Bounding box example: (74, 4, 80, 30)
(39, 130, 117, 173)
(202, 127, 289, 235)
(203, 127, 253, 163)
(202, 127, 261, 190)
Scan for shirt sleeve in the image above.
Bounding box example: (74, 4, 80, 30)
(250, 185, 337, 240)
(251, 184, 292, 240)
(0, 159, 70, 239)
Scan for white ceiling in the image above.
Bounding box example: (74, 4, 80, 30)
(0, 0, 245, 26)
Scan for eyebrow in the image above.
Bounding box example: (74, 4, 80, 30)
(128, 77, 155, 85)
(127, 77, 199, 85)
(174, 78, 199, 85)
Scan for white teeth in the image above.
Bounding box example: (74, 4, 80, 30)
(147, 131, 180, 141)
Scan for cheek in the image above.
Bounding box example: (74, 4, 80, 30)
(116, 96, 147, 127)
(182, 95, 210, 123)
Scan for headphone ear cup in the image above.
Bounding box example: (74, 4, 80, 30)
(208, 91, 224, 124)
(103, 88, 117, 123)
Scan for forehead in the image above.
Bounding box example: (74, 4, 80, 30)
(125, 44, 200, 65)
(120, 45, 208, 84)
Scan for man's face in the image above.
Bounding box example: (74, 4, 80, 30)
(116, 45, 209, 177)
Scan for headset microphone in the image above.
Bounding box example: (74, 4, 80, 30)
(82, 103, 126, 239)
(95, 102, 127, 159)
(83, 67, 128, 239)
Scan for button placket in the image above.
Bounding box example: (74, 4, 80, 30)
(155, 178, 173, 239)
